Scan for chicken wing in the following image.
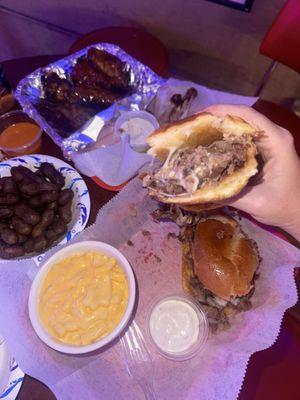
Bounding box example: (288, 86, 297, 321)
(87, 48, 130, 90)
(72, 85, 118, 107)
(71, 58, 113, 90)
(41, 72, 72, 103)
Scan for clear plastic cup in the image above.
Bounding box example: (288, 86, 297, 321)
(0, 110, 42, 157)
(147, 294, 208, 361)
(114, 110, 159, 153)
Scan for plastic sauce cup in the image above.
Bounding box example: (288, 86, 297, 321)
(115, 110, 159, 153)
(0, 110, 42, 157)
(147, 294, 208, 361)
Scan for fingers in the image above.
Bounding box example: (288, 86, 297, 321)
(203, 104, 295, 160)
(204, 104, 283, 139)
(203, 104, 274, 130)
(214, 185, 263, 216)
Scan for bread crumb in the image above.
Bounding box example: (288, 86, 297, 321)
(127, 240, 134, 247)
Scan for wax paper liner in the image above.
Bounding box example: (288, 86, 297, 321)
(14, 43, 164, 157)
(0, 177, 299, 400)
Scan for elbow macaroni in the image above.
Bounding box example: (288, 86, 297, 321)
(39, 252, 129, 346)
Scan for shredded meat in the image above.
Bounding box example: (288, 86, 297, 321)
(143, 135, 249, 195)
(151, 204, 202, 227)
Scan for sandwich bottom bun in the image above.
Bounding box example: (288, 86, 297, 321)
(182, 215, 259, 301)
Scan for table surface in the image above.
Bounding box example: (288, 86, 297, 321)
(2, 55, 300, 400)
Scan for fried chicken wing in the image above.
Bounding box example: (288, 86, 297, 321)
(71, 58, 113, 90)
(65, 104, 98, 129)
(72, 85, 118, 107)
(41, 72, 72, 103)
(87, 48, 130, 90)
(36, 100, 74, 136)
(38, 48, 132, 138)
(36, 99, 98, 133)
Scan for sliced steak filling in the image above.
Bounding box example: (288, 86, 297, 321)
(143, 135, 249, 195)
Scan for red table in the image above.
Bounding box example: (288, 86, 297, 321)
(2, 55, 300, 400)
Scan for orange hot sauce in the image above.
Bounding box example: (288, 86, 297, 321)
(0, 122, 42, 156)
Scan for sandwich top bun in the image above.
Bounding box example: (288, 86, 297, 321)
(146, 112, 258, 205)
(191, 215, 259, 301)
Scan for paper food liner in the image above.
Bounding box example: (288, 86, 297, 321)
(146, 78, 258, 123)
(0, 177, 299, 400)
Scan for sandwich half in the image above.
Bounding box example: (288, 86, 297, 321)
(143, 112, 259, 206)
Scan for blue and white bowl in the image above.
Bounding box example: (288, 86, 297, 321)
(0, 154, 91, 263)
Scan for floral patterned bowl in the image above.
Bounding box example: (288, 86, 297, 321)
(0, 154, 91, 263)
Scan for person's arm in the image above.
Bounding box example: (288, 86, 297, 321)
(204, 104, 300, 243)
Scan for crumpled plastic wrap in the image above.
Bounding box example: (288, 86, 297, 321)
(0, 177, 298, 400)
(14, 43, 164, 157)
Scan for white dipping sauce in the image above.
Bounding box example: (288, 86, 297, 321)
(120, 118, 155, 146)
(149, 299, 200, 354)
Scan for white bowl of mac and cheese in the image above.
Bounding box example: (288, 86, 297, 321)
(28, 241, 136, 354)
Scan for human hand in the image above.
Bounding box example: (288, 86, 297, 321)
(204, 104, 300, 241)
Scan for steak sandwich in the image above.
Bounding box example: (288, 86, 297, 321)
(182, 214, 260, 332)
(142, 112, 259, 207)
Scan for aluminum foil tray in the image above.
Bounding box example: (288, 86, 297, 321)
(15, 43, 164, 157)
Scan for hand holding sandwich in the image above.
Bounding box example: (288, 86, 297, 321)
(204, 105, 300, 242)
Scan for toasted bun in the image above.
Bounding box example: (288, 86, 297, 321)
(190, 215, 259, 300)
(147, 112, 258, 205)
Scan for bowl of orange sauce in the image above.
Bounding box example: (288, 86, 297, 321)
(0, 110, 42, 157)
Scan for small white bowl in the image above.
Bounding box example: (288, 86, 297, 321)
(28, 241, 136, 354)
(114, 110, 159, 153)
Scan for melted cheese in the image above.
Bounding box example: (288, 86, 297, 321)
(39, 252, 129, 346)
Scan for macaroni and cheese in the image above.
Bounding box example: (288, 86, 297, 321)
(39, 251, 129, 346)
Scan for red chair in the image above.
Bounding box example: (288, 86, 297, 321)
(255, 0, 300, 96)
(69, 26, 169, 78)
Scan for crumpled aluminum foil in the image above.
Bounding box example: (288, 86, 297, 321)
(15, 43, 164, 158)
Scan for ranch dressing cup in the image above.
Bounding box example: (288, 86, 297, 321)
(147, 294, 208, 361)
(115, 111, 159, 153)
